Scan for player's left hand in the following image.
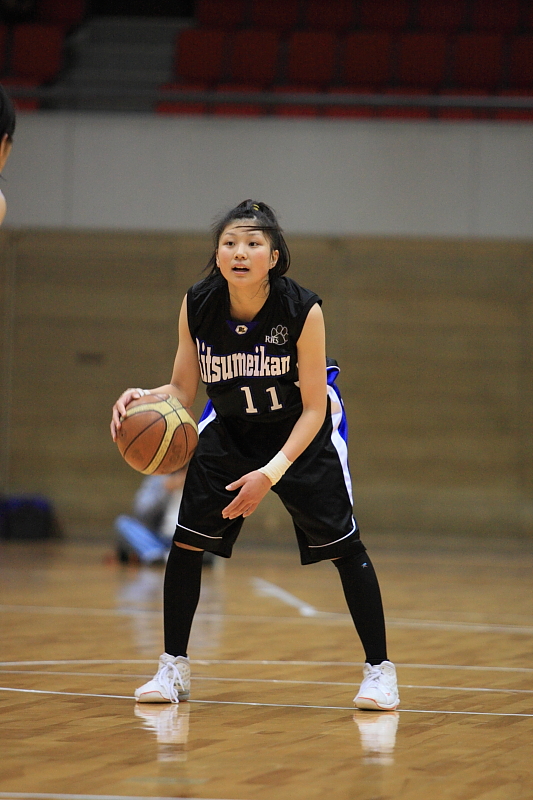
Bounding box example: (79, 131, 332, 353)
(222, 471, 272, 519)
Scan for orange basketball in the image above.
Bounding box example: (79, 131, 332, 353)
(116, 394, 198, 475)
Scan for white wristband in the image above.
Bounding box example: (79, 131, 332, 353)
(135, 388, 151, 396)
(258, 451, 293, 485)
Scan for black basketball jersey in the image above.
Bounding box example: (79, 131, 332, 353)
(187, 274, 321, 423)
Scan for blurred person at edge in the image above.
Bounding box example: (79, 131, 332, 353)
(0, 84, 16, 225)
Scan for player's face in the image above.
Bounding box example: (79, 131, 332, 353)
(0, 134, 12, 226)
(0, 134, 12, 173)
(0, 133, 11, 225)
(216, 220, 279, 290)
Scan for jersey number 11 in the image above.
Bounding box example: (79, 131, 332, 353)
(241, 385, 283, 414)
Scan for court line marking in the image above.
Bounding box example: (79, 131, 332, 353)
(195, 660, 533, 673)
(0, 605, 160, 618)
(1, 686, 533, 717)
(0, 687, 134, 700)
(1, 658, 533, 673)
(251, 577, 321, 617)
(2, 603, 533, 635)
(250, 579, 533, 634)
(387, 618, 533, 635)
(1, 669, 532, 695)
(0, 794, 235, 800)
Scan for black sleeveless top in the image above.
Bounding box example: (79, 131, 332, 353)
(187, 274, 321, 423)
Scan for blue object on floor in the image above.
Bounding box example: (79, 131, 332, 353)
(114, 515, 169, 564)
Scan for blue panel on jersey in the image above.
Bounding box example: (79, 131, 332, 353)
(199, 399, 215, 424)
(327, 363, 349, 444)
(200, 364, 348, 442)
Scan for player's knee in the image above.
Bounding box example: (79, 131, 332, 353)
(175, 542, 204, 552)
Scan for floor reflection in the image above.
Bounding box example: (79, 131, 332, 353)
(134, 702, 190, 762)
(115, 560, 226, 656)
(353, 711, 400, 765)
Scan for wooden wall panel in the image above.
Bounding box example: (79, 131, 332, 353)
(1, 230, 532, 542)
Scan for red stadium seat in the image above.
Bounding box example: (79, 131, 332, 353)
(196, 0, 248, 30)
(377, 88, 432, 119)
(11, 24, 64, 82)
(10, 98, 40, 111)
(341, 33, 393, 89)
(273, 85, 319, 117)
(451, 33, 503, 91)
(251, 0, 300, 32)
(323, 87, 375, 118)
(508, 36, 533, 90)
(470, 0, 521, 33)
(155, 82, 208, 115)
(495, 91, 533, 121)
(397, 33, 448, 90)
(416, 0, 469, 33)
(212, 84, 263, 116)
(305, 1, 356, 32)
(286, 32, 337, 87)
(173, 29, 227, 84)
(36, 0, 85, 28)
(228, 30, 280, 87)
(437, 107, 476, 120)
(358, 0, 411, 31)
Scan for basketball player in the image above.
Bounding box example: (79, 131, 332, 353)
(111, 200, 399, 711)
(0, 84, 16, 225)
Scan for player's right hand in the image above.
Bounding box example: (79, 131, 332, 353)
(110, 388, 145, 441)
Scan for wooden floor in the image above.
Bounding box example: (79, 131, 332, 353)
(1, 534, 533, 800)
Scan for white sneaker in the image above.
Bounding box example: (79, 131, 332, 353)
(354, 661, 400, 711)
(135, 653, 190, 703)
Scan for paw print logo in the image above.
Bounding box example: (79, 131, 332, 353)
(269, 325, 289, 345)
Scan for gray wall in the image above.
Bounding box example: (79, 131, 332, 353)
(4, 112, 533, 238)
(1, 230, 532, 541)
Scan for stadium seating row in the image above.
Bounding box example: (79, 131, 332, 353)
(0, 2, 85, 108)
(165, 1, 533, 119)
(0, 23, 64, 83)
(164, 29, 533, 92)
(156, 89, 533, 122)
(196, 0, 533, 35)
(1, 1, 531, 120)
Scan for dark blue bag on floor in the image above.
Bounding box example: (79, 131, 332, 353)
(0, 496, 61, 540)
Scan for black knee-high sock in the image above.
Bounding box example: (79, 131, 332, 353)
(333, 552, 388, 665)
(163, 545, 204, 658)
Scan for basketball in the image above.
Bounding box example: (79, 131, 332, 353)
(116, 394, 198, 475)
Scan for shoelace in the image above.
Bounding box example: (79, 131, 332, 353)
(361, 665, 383, 690)
(157, 661, 186, 704)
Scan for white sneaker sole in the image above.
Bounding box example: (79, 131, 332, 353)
(135, 690, 189, 704)
(354, 695, 400, 711)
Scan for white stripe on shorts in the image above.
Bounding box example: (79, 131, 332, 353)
(308, 517, 357, 548)
(176, 522, 223, 540)
(327, 385, 353, 505)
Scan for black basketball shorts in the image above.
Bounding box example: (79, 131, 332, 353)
(174, 392, 365, 565)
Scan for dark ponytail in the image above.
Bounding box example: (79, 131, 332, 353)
(205, 199, 290, 280)
(0, 84, 16, 143)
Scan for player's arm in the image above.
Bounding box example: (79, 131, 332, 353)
(111, 296, 200, 441)
(0, 190, 6, 225)
(275, 302, 327, 462)
(222, 303, 327, 519)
